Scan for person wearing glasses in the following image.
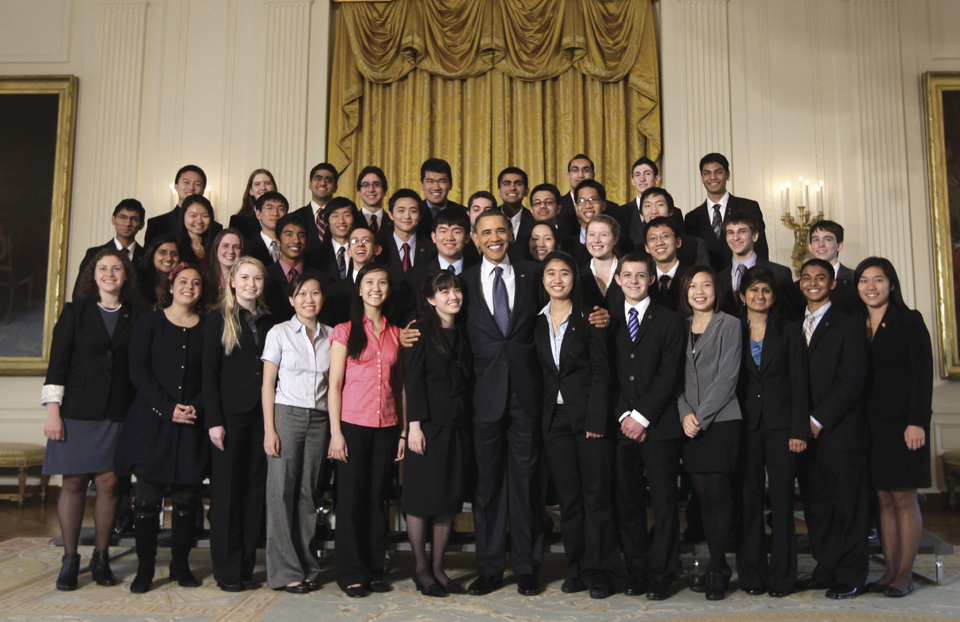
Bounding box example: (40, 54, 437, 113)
(292, 163, 340, 251)
(356, 166, 389, 240)
(574, 180, 633, 256)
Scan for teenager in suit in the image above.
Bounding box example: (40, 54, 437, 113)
(529, 183, 587, 266)
(677, 266, 743, 600)
(356, 166, 389, 239)
(204, 228, 244, 308)
(557, 154, 596, 238)
(638, 188, 708, 268)
(229, 169, 277, 239)
(644, 217, 689, 313)
(305, 197, 359, 281)
(684, 153, 768, 271)
(145, 165, 222, 245)
(72, 199, 145, 300)
(719, 212, 796, 319)
(619, 157, 685, 244)
(855, 257, 933, 598)
(796, 258, 869, 599)
(734, 266, 809, 597)
(580, 215, 623, 312)
(244, 191, 289, 267)
(321, 224, 381, 328)
(417, 158, 467, 237)
(115, 263, 208, 594)
(263, 215, 327, 322)
(43, 249, 138, 591)
(805, 221, 857, 313)
(573, 180, 633, 256)
(535, 251, 619, 599)
(378, 189, 437, 322)
(609, 252, 685, 600)
(403, 270, 473, 597)
(497, 167, 537, 261)
(291, 163, 339, 251)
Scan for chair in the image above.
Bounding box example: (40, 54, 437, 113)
(0, 443, 49, 506)
(0, 226, 34, 324)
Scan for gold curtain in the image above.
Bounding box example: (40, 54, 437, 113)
(328, 0, 660, 206)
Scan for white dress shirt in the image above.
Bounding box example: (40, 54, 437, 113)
(112, 238, 137, 262)
(480, 255, 515, 316)
(362, 207, 386, 228)
(310, 200, 324, 222)
(262, 317, 332, 410)
(804, 301, 832, 430)
(509, 208, 523, 240)
(539, 302, 571, 404)
(657, 260, 679, 280)
(438, 256, 464, 275)
(618, 296, 653, 427)
(705, 191, 731, 221)
(393, 232, 417, 266)
(589, 257, 619, 293)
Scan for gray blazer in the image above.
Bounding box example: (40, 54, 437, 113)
(677, 312, 742, 430)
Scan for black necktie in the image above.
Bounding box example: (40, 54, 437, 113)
(660, 274, 671, 294)
(492, 266, 510, 336)
(712, 204, 722, 239)
(447, 264, 456, 274)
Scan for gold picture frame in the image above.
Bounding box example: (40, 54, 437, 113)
(0, 76, 77, 375)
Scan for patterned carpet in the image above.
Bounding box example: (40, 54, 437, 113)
(1, 537, 958, 622)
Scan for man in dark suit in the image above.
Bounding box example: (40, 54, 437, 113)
(377, 189, 437, 321)
(796, 258, 869, 599)
(320, 223, 381, 327)
(718, 212, 797, 319)
(403, 208, 475, 323)
(356, 165, 390, 240)
(244, 191, 289, 267)
(73, 199, 145, 300)
(620, 157, 684, 244)
(497, 167, 537, 261)
(291, 163, 339, 251)
(639, 189, 709, 268)
(557, 154, 596, 238)
(609, 252, 685, 600)
(643, 217, 689, 313)
(417, 158, 466, 236)
(263, 215, 329, 322)
(145, 165, 222, 245)
(461, 209, 545, 597)
(529, 183, 587, 265)
(303, 197, 359, 281)
(808, 220, 856, 311)
(684, 153, 768, 271)
(574, 180, 633, 256)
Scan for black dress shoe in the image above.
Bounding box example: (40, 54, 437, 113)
(742, 586, 766, 595)
(515, 574, 541, 596)
(883, 583, 915, 598)
(218, 582, 243, 592)
(768, 589, 791, 598)
(705, 572, 726, 601)
(90, 550, 117, 586)
(589, 584, 611, 599)
(241, 580, 258, 590)
(303, 579, 319, 592)
(825, 583, 865, 599)
(56, 553, 81, 591)
(865, 581, 888, 593)
(561, 577, 586, 593)
(285, 582, 312, 594)
(468, 575, 503, 595)
(646, 579, 673, 600)
(441, 581, 467, 595)
(369, 580, 391, 593)
(690, 574, 707, 593)
(343, 584, 367, 598)
(624, 575, 649, 596)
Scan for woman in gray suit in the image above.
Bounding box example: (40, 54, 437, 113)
(677, 266, 742, 601)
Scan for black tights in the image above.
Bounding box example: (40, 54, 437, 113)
(135, 481, 202, 512)
(406, 514, 454, 587)
(59, 472, 118, 555)
(689, 472, 733, 576)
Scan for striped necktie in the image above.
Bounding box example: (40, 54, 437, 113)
(803, 312, 816, 345)
(628, 307, 639, 342)
(316, 211, 326, 243)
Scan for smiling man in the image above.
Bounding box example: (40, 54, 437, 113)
(244, 191, 289, 266)
(640, 188, 709, 268)
(145, 165, 223, 245)
(262, 215, 318, 322)
(379, 189, 437, 320)
(356, 166, 389, 239)
(719, 212, 795, 318)
(575, 180, 633, 256)
(417, 158, 466, 236)
(292, 163, 339, 251)
(620, 157, 684, 245)
(73, 198, 146, 300)
(496, 167, 536, 258)
(303, 197, 359, 281)
(321, 224, 382, 327)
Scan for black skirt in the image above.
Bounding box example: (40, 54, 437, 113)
(682, 419, 741, 473)
(869, 416, 931, 489)
(402, 421, 469, 516)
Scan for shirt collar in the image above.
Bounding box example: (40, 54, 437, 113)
(260, 231, 275, 247)
(589, 257, 619, 287)
(624, 295, 652, 320)
(393, 232, 416, 253)
(438, 256, 464, 273)
(805, 300, 832, 321)
(832, 260, 841, 278)
(332, 238, 346, 253)
(362, 207, 384, 221)
(706, 191, 731, 209)
(657, 260, 679, 279)
(311, 199, 326, 219)
(113, 238, 136, 253)
(732, 253, 758, 271)
(481, 254, 512, 277)
(279, 258, 304, 276)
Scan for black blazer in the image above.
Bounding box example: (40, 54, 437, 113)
(737, 319, 809, 438)
(609, 300, 685, 441)
(228, 214, 261, 240)
(202, 307, 276, 428)
(684, 195, 768, 271)
(863, 306, 933, 428)
(505, 208, 538, 262)
(377, 235, 437, 323)
(580, 266, 623, 312)
(720, 257, 797, 319)
(72, 241, 144, 301)
(244, 232, 275, 267)
(649, 263, 688, 313)
(318, 273, 356, 328)
(302, 236, 348, 281)
(404, 321, 473, 428)
(620, 198, 686, 248)
(801, 305, 868, 451)
(291, 204, 322, 251)
(263, 262, 294, 322)
(45, 301, 137, 422)
(145, 207, 223, 246)
(557, 191, 579, 238)
(535, 313, 610, 434)
(417, 201, 467, 238)
(462, 259, 543, 422)
(790, 262, 858, 318)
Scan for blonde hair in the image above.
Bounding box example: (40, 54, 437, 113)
(220, 256, 268, 356)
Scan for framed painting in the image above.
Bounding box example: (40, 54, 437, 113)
(0, 76, 77, 375)
(925, 72, 960, 378)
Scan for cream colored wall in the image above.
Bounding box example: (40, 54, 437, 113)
(0, 0, 958, 490)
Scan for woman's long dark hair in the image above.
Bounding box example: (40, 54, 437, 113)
(164, 262, 207, 316)
(138, 233, 179, 306)
(853, 256, 906, 319)
(346, 263, 392, 360)
(178, 195, 217, 263)
(236, 168, 277, 218)
(418, 270, 463, 357)
(76, 248, 138, 305)
(737, 265, 783, 332)
(540, 250, 588, 334)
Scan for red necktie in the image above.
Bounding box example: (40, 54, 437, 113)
(287, 267, 298, 283)
(370, 214, 379, 237)
(316, 211, 326, 243)
(401, 242, 411, 272)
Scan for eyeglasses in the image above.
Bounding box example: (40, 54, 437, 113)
(570, 166, 593, 175)
(312, 175, 335, 184)
(531, 199, 557, 208)
(645, 233, 676, 243)
(360, 181, 382, 189)
(577, 196, 602, 205)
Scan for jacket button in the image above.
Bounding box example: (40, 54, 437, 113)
(629, 353, 634, 358)
(629, 375, 635, 381)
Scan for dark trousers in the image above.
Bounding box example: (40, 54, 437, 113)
(616, 437, 681, 582)
(543, 406, 621, 587)
(736, 427, 798, 591)
(473, 394, 544, 577)
(135, 481, 202, 507)
(209, 411, 266, 584)
(334, 422, 399, 590)
(799, 443, 869, 587)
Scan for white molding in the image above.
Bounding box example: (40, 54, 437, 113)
(0, 0, 71, 63)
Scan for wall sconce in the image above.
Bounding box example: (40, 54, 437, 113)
(780, 177, 824, 276)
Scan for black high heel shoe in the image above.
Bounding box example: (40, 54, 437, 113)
(56, 553, 81, 591)
(90, 550, 117, 586)
(413, 575, 446, 598)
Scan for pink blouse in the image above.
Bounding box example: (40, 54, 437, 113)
(330, 316, 402, 428)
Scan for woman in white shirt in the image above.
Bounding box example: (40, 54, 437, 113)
(580, 215, 622, 311)
(261, 271, 333, 594)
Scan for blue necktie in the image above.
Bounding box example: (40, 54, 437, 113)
(628, 307, 639, 342)
(493, 266, 510, 336)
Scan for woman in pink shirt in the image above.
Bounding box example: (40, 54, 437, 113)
(328, 263, 406, 598)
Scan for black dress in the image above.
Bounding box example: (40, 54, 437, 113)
(115, 310, 208, 484)
(864, 306, 933, 489)
(402, 325, 472, 516)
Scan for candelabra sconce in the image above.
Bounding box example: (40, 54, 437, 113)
(780, 177, 825, 276)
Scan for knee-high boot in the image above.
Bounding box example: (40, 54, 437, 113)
(169, 499, 200, 588)
(130, 500, 160, 594)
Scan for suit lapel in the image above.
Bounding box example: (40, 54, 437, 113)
(691, 312, 723, 360)
(807, 306, 835, 354)
(758, 324, 782, 374)
(506, 263, 530, 335)
(630, 301, 657, 351)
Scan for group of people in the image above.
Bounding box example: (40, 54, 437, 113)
(42, 153, 933, 603)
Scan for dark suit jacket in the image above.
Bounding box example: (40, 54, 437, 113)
(505, 208, 537, 262)
(291, 204, 322, 251)
(720, 257, 797, 319)
(263, 262, 295, 322)
(619, 198, 686, 247)
(737, 319, 809, 438)
(145, 207, 223, 246)
(535, 314, 610, 434)
(580, 266, 623, 312)
(202, 307, 276, 428)
(684, 195, 768, 271)
(557, 192, 579, 238)
(404, 321, 473, 428)
(45, 301, 137, 422)
(609, 300, 685, 441)
(649, 263, 689, 313)
(863, 306, 933, 428)
(319, 273, 356, 328)
(417, 201, 467, 238)
(377, 235, 437, 323)
(791, 262, 857, 317)
(401, 255, 476, 323)
(244, 232, 275, 267)
(302, 236, 347, 281)
(72, 240, 144, 301)
(802, 305, 868, 452)
(462, 259, 543, 422)
(228, 214, 261, 240)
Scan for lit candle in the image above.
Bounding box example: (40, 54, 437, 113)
(780, 186, 785, 218)
(785, 182, 791, 214)
(170, 183, 177, 209)
(805, 179, 810, 211)
(817, 181, 824, 215)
